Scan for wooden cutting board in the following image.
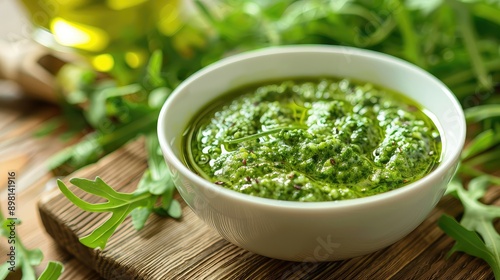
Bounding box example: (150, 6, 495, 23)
(38, 139, 495, 279)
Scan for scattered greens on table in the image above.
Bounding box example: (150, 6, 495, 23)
(20, 0, 500, 278)
(0, 207, 64, 280)
(439, 104, 500, 279)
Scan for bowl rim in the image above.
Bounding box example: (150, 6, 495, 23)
(158, 44, 466, 210)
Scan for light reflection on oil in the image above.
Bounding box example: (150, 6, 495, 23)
(125, 52, 143, 69)
(20, 0, 184, 73)
(158, 1, 181, 36)
(107, 0, 148, 11)
(51, 17, 109, 52)
(92, 53, 114, 72)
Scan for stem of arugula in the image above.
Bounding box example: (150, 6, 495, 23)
(459, 164, 500, 185)
(392, 0, 424, 67)
(452, 0, 492, 90)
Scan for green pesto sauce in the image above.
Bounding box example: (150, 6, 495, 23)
(184, 78, 442, 202)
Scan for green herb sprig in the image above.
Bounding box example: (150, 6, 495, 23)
(458, 104, 500, 185)
(0, 207, 64, 279)
(439, 177, 500, 279)
(57, 174, 180, 249)
(437, 103, 500, 277)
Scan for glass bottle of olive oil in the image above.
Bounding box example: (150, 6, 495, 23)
(19, 0, 183, 77)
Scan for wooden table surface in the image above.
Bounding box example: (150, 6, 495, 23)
(0, 84, 496, 280)
(0, 88, 102, 280)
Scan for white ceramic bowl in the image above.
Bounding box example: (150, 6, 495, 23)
(158, 45, 466, 261)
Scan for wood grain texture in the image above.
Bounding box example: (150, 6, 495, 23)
(38, 140, 496, 280)
(0, 96, 101, 280)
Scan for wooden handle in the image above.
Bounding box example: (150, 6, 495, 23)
(0, 40, 72, 102)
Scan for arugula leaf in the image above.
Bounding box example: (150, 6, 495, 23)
(57, 175, 181, 249)
(130, 133, 179, 229)
(0, 208, 62, 280)
(148, 87, 171, 109)
(143, 50, 166, 90)
(166, 200, 182, 219)
(86, 83, 143, 128)
(130, 207, 153, 231)
(450, 0, 493, 91)
(465, 104, 500, 123)
(138, 133, 174, 196)
(33, 117, 65, 138)
(459, 165, 500, 186)
(49, 112, 157, 175)
(473, 2, 500, 25)
(37, 261, 64, 280)
(57, 178, 157, 249)
(460, 105, 500, 185)
(461, 129, 500, 160)
(440, 177, 500, 279)
(0, 263, 9, 280)
(1, 216, 42, 280)
(439, 215, 498, 272)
